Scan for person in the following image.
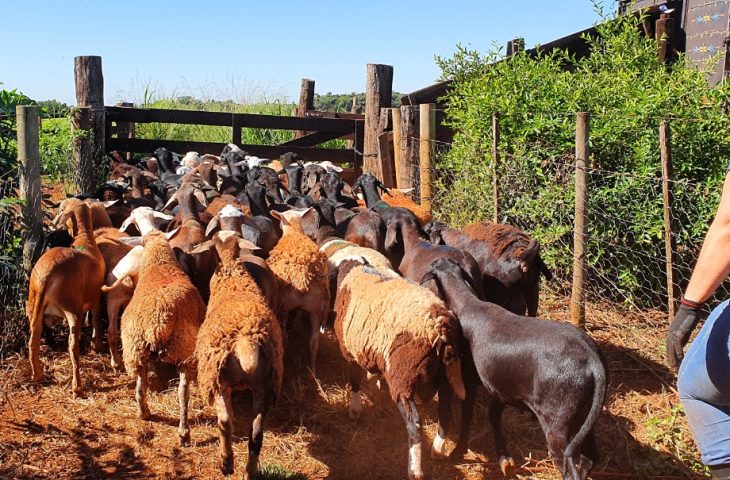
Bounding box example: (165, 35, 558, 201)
(667, 166, 730, 480)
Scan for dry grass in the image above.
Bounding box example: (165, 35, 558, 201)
(0, 293, 708, 479)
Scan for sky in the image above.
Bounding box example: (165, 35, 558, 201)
(2, 1, 607, 105)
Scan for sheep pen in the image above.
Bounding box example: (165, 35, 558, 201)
(0, 292, 705, 479)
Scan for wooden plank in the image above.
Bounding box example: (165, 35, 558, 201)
(661, 120, 677, 318)
(378, 131, 396, 187)
(419, 104, 436, 212)
(17, 105, 43, 273)
(279, 131, 345, 147)
(571, 112, 590, 328)
(400, 105, 419, 191)
(295, 79, 315, 137)
(306, 110, 365, 120)
(364, 64, 393, 179)
(106, 137, 355, 164)
(105, 106, 356, 133)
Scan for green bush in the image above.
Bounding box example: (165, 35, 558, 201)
(435, 9, 730, 308)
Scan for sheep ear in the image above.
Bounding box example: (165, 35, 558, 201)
(162, 192, 178, 211)
(269, 209, 285, 224)
(205, 215, 221, 237)
(384, 222, 399, 251)
(193, 189, 208, 208)
(152, 211, 175, 221)
(103, 199, 120, 208)
(237, 238, 261, 252)
(189, 240, 214, 254)
(396, 188, 415, 195)
(119, 216, 135, 233)
(419, 270, 438, 286)
(119, 236, 143, 246)
(165, 228, 180, 240)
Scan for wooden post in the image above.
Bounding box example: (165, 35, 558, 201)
(71, 107, 95, 195)
(507, 37, 525, 56)
(571, 112, 590, 328)
(399, 105, 419, 191)
(17, 105, 43, 273)
(295, 78, 315, 138)
(351, 96, 361, 113)
(419, 103, 436, 212)
(364, 64, 393, 180)
(661, 120, 677, 318)
(114, 102, 135, 161)
(656, 13, 675, 64)
(392, 108, 403, 188)
(492, 112, 500, 223)
(74, 56, 104, 184)
(353, 119, 365, 178)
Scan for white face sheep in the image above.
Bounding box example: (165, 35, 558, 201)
(27, 199, 106, 398)
(191, 231, 284, 478)
(266, 208, 329, 373)
(333, 257, 466, 480)
(120, 230, 205, 445)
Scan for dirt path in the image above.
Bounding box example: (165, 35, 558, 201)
(0, 295, 707, 479)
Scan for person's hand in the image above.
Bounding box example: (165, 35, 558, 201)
(666, 300, 703, 370)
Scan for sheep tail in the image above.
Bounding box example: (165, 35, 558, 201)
(563, 356, 606, 472)
(101, 274, 131, 293)
(234, 338, 260, 375)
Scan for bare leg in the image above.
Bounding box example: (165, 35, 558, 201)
(348, 363, 364, 420)
(135, 362, 151, 419)
(450, 384, 476, 460)
(107, 301, 123, 372)
(28, 309, 44, 382)
(432, 382, 453, 459)
(91, 304, 103, 353)
(66, 312, 83, 398)
(215, 388, 234, 475)
(489, 400, 515, 476)
(398, 398, 424, 480)
(178, 368, 191, 446)
(246, 389, 272, 480)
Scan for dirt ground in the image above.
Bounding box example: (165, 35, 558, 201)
(0, 293, 709, 479)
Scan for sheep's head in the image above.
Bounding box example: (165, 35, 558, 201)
(205, 204, 245, 237)
(120, 206, 175, 236)
(270, 207, 313, 234)
(190, 230, 260, 266)
(353, 173, 389, 208)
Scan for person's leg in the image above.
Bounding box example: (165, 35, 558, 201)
(678, 300, 730, 472)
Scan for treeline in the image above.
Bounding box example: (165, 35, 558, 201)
(314, 92, 403, 112)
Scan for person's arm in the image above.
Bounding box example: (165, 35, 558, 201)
(666, 172, 730, 369)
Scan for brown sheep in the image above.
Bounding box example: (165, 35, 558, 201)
(192, 231, 284, 477)
(266, 208, 329, 373)
(27, 199, 106, 398)
(120, 231, 205, 445)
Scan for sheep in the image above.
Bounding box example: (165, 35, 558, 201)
(191, 231, 284, 477)
(430, 220, 553, 316)
(354, 173, 432, 224)
(420, 258, 606, 480)
(265, 208, 329, 372)
(333, 257, 466, 480)
(120, 206, 175, 236)
(26, 199, 106, 398)
(344, 210, 386, 252)
(119, 231, 205, 445)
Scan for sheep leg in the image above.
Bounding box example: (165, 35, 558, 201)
(107, 301, 122, 372)
(66, 312, 83, 398)
(245, 388, 272, 480)
(28, 310, 44, 382)
(307, 308, 324, 375)
(135, 362, 151, 420)
(431, 382, 453, 460)
(90, 304, 103, 353)
(397, 398, 424, 480)
(489, 400, 515, 476)
(545, 428, 570, 480)
(348, 363, 365, 420)
(215, 388, 234, 475)
(450, 384, 476, 460)
(177, 368, 191, 446)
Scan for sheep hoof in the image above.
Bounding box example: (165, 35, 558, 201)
(219, 456, 234, 476)
(499, 455, 516, 477)
(348, 407, 361, 421)
(408, 472, 425, 480)
(430, 433, 447, 460)
(138, 408, 151, 420)
(30, 372, 43, 383)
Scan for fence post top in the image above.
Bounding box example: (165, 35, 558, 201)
(15, 105, 39, 112)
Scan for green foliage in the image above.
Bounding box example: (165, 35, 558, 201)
(37, 99, 70, 118)
(0, 84, 36, 176)
(39, 117, 73, 182)
(435, 9, 730, 307)
(314, 92, 402, 112)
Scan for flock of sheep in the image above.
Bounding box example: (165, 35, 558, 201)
(26, 144, 607, 480)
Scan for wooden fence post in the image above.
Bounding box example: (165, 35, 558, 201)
(17, 105, 43, 273)
(661, 120, 677, 318)
(399, 105, 419, 192)
(364, 64, 393, 180)
(295, 78, 315, 138)
(74, 56, 105, 184)
(492, 112, 500, 223)
(71, 107, 95, 195)
(114, 102, 135, 161)
(656, 13, 675, 64)
(419, 103, 436, 212)
(392, 108, 403, 188)
(571, 112, 590, 328)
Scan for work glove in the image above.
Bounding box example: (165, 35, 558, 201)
(665, 299, 703, 370)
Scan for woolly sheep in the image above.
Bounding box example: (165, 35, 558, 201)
(266, 208, 329, 372)
(192, 231, 284, 477)
(120, 231, 205, 445)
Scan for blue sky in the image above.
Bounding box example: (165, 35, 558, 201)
(3, 1, 606, 105)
